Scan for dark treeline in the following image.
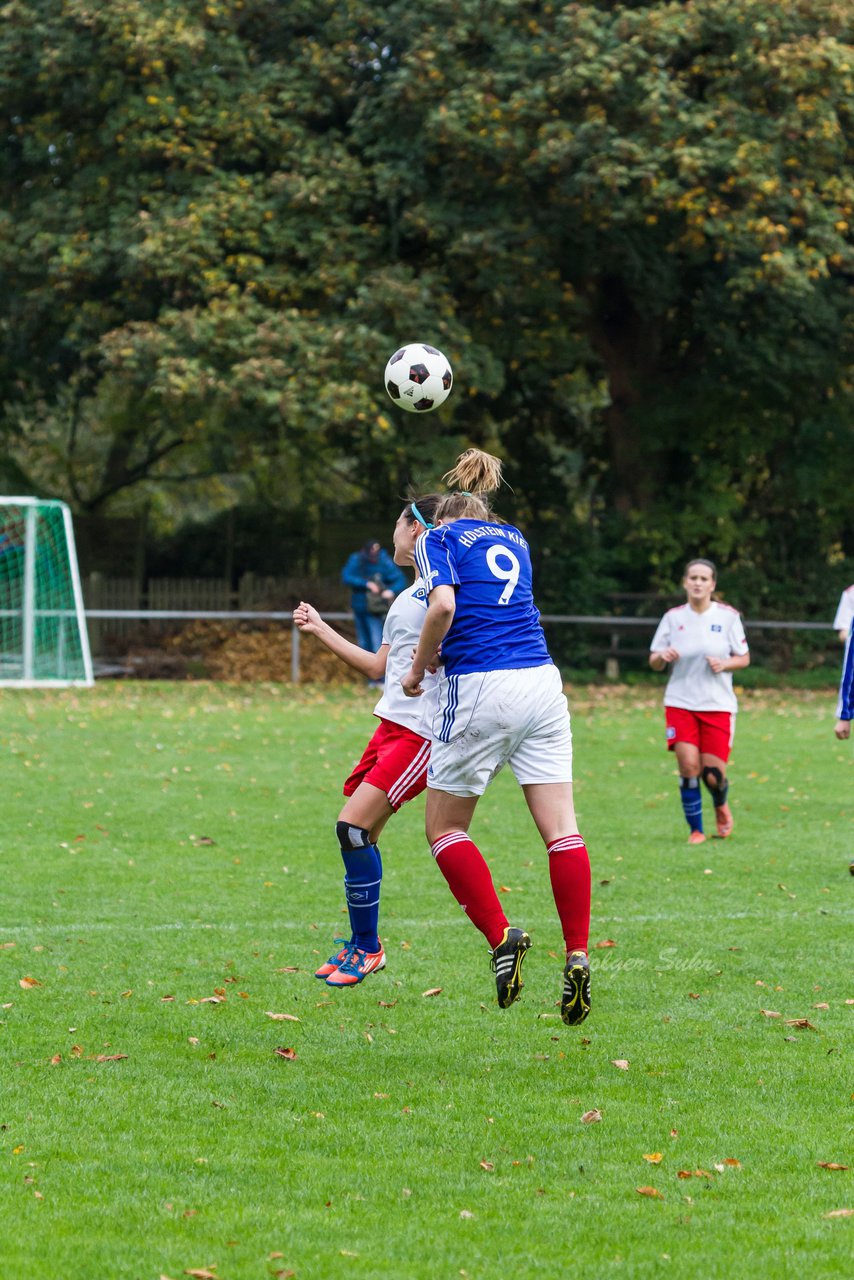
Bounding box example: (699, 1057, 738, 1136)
(1, 0, 852, 613)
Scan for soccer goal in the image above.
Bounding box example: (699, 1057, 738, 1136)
(0, 498, 94, 687)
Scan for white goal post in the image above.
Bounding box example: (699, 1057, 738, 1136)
(0, 497, 94, 687)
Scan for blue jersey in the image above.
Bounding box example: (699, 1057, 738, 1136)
(414, 519, 552, 676)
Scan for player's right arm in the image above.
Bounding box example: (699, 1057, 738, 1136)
(650, 646, 680, 670)
(649, 611, 678, 670)
(292, 602, 387, 681)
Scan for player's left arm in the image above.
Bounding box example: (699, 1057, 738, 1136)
(401, 585, 456, 696)
(707, 616, 750, 674)
(707, 651, 751, 674)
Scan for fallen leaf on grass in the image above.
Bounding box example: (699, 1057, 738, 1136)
(19, 977, 41, 989)
(265, 1012, 300, 1022)
(70, 1045, 83, 1057)
(422, 988, 442, 998)
(759, 1009, 781, 1018)
(823, 1208, 854, 1218)
(718, 1158, 741, 1168)
(813, 1002, 830, 1010)
(92, 1054, 128, 1062)
(817, 1162, 849, 1171)
(273, 1047, 297, 1060)
(784, 1018, 817, 1030)
(459, 1209, 474, 1219)
(184, 1271, 218, 1279)
(378, 1000, 397, 1008)
(594, 939, 616, 949)
(643, 1153, 663, 1164)
(580, 1110, 602, 1124)
(0, 942, 16, 949)
(479, 1161, 494, 1171)
(49, 1054, 62, 1065)
(636, 1186, 664, 1199)
(200, 996, 224, 1005)
(275, 966, 300, 974)
(611, 1060, 629, 1070)
(677, 1171, 694, 1180)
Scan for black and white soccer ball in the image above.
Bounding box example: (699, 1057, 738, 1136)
(384, 343, 453, 413)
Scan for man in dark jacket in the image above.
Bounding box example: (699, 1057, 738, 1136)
(341, 538, 407, 652)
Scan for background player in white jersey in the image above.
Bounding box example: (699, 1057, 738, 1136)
(833, 583, 854, 643)
(293, 494, 441, 987)
(649, 559, 750, 844)
(401, 450, 592, 1027)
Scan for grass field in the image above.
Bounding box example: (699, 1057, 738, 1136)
(1, 681, 852, 1279)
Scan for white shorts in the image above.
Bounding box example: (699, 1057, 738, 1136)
(427, 663, 573, 797)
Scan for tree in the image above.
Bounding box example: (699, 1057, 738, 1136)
(1, 0, 851, 608)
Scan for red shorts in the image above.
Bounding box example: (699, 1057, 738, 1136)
(343, 719, 431, 811)
(664, 707, 735, 762)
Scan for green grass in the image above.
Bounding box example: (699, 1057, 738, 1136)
(1, 682, 852, 1279)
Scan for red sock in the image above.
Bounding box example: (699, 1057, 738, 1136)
(431, 831, 508, 948)
(547, 834, 591, 954)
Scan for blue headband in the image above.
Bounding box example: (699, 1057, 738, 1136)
(409, 501, 434, 529)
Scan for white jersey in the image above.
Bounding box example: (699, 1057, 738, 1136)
(833, 584, 854, 637)
(650, 601, 749, 713)
(372, 580, 438, 736)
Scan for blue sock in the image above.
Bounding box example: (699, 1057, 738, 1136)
(679, 776, 703, 833)
(338, 837, 383, 953)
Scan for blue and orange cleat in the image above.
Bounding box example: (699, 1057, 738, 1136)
(326, 943, 386, 987)
(315, 938, 351, 980)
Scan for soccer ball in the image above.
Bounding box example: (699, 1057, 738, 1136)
(384, 343, 453, 413)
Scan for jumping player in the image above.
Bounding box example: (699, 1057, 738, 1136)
(401, 450, 592, 1026)
(649, 559, 750, 844)
(293, 495, 441, 988)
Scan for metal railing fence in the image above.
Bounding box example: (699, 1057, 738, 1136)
(80, 610, 841, 683)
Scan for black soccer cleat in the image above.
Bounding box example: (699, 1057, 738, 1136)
(490, 926, 532, 1009)
(561, 950, 591, 1026)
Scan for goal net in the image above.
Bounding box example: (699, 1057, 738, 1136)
(0, 498, 94, 687)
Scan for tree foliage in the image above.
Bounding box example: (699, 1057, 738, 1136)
(1, 0, 851, 607)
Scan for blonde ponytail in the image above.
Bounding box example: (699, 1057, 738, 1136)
(435, 449, 505, 523)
